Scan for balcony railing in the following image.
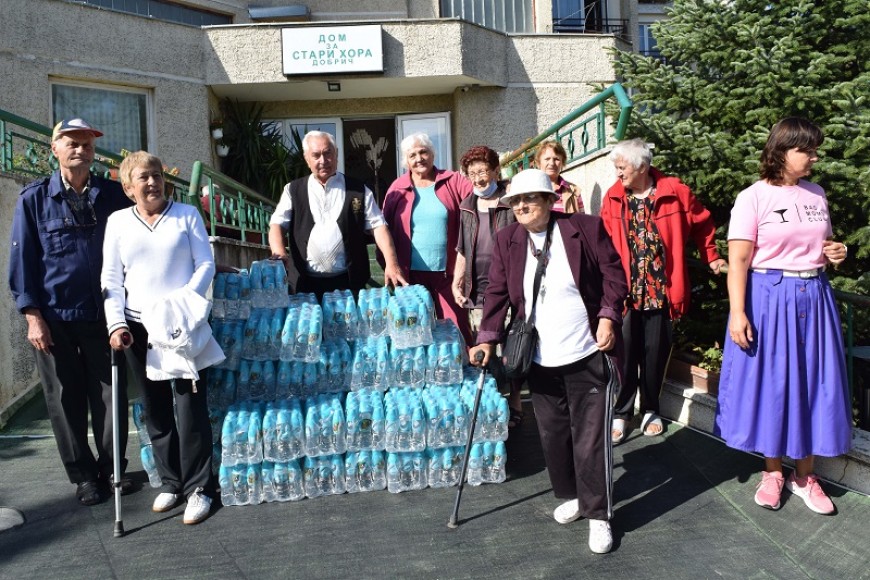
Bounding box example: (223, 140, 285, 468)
(500, 82, 633, 177)
(188, 161, 275, 246)
(0, 107, 273, 244)
(0, 107, 191, 197)
(553, 17, 629, 37)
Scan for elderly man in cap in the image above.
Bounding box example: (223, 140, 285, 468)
(8, 118, 134, 506)
(268, 130, 406, 297)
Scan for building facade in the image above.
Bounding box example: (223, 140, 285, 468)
(0, 0, 662, 419)
(0, 0, 661, 199)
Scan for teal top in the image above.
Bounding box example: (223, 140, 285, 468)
(409, 184, 448, 271)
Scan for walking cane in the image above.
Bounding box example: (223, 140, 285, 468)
(111, 332, 131, 538)
(447, 351, 487, 529)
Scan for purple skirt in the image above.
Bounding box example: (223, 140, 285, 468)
(714, 270, 851, 459)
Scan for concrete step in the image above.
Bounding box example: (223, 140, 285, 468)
(659, 378, 870, 496)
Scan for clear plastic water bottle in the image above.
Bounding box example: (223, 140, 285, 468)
(481, 441, 494, 483)
(241, 310, 261, 360)
(140, 444, 162, 488)
(231, 463, 249, 506)
(221, 408, 237, 466)
(272, 461, 289, 502)
(386, 452, 401, 493)
(238, 271, 252, 319)
(247, 360, 265, 402)
(262, 405, 277, 462)
(224, 273, 241, 320)
(286, 458, 305, 501)
(276, 360, 292, 400)
(304, 402, 321, 457)
(247, 407, 263, 464)
(261, 461, 276, 503)
(228, 322, 244, 371)
(262, 360, 276, 401)
(247, 463, 263, 505)
(467, 443, 484, 486)
(442, 447, 460, 487)
(490, 440, 507, 484)
(212, 273, 227, 319)
(249, 260, 264, 308)
(427, 448, 444, 488)
(219, 464, 235, 506)
(132, 399, 150, 446)
(234, 408, 249, 464)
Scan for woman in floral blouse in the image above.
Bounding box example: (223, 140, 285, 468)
(600, 139, 726, 442)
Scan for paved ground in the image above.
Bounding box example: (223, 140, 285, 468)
(1, 392, 868, 580)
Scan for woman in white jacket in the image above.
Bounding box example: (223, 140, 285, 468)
(102, 151, 218, 525)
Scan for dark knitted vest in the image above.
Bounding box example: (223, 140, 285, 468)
(286, 175, 371, 292)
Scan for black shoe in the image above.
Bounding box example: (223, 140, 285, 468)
(99, 474, 135, 496)
(76, 481, 103, 506)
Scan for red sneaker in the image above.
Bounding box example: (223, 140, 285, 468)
(785, 473, 835, 515)
(754, 470, 784, 510)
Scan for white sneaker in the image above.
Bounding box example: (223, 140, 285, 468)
(553, 499, 581, 524)
(152, 492, 182, 513)
(183, 488, 212, 525)
(588, 519, 613, 554)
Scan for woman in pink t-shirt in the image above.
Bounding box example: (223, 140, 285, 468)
(715, 117, 851, 516)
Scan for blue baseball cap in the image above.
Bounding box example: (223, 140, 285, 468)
(51, 118, 104, 141)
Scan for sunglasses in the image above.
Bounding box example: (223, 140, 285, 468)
(508, 193, 546, 206)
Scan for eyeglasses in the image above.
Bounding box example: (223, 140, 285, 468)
(466, 170, 493, 179)
(508, 193, 544, 206)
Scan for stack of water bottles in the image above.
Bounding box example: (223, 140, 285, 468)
(322, 289, 360, 341)
(350, 336, 392, 391)
(207, 267, 510, 505)
(460, 373, 509, 485)
(132, 399, 161, 488)
(384, 387, 427, 492)
(356, 287, 391, 338)
(387, 285, 435, 349)
(344, 389, 388, 493)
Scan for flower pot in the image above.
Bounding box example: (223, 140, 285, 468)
(215, 143, 230, 157)
(667, 358, 719, 396)
(211, 127, 224, 140)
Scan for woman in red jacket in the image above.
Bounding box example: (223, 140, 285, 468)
(600, 139, 726, 443)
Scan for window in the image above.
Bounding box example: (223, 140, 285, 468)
(67, 0, 231, 26)
(638, 23, 661, 59)
(440, 0, 533, 33)
(271, 118, 345, 173)
(51, 81, 152, 155)
(397, 113, 453, 171)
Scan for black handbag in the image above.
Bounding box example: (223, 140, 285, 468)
(501, 218, 554, 379)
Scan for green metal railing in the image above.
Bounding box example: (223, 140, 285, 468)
(0, 107, 190, 194)
(0, 107, 273, 245)
(501, 82, 633, 176)
(188, 160, 275, 246)
(836, 289, 870, 428)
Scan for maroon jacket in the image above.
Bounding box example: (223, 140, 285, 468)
(476, 212, 628, 345)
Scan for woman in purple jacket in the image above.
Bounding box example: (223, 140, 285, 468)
(469, 168, 627, 554)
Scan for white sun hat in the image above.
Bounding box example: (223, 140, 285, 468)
(501, 168, 557, 202)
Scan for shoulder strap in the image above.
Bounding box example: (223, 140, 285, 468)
(526, 216, 555, 323)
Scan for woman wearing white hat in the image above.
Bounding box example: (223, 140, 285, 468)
(469, 168, 627, 554)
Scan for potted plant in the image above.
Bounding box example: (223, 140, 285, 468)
(668, 344, 722, 395)
(210, 119, 224, 140)
(215, 139, 230, 157)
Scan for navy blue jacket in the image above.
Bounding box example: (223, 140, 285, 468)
(8, 171, 132, 321)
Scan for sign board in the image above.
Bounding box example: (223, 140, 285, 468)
(282, 25, 384, 75)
